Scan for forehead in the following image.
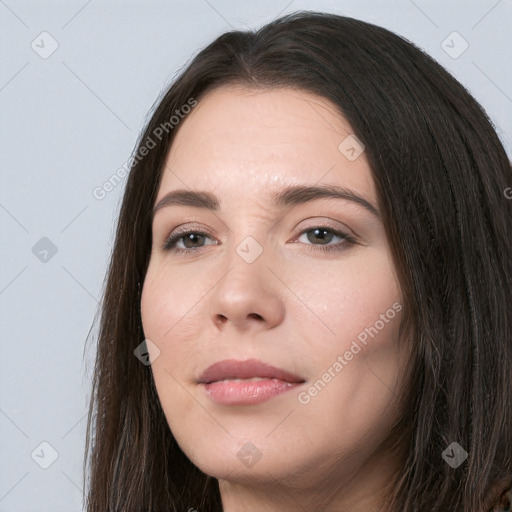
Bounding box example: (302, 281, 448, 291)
(158, 86, 376, 206)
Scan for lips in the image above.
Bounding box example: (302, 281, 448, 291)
(197, 358, 305, 384)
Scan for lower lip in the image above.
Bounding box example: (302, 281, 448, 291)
(201, 378, 303, 405)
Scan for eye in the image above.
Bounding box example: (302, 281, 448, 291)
(162, 226, 356, 254)
(295, 226, 356, 253)
(162, 229, 216, 253)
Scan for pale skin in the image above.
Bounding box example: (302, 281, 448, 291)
(140, 85, 410, 511)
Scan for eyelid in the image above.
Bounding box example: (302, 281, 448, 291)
(292, 225, 357, 248)
(290, 217, 358, 241)
(168, 223, 214, 237)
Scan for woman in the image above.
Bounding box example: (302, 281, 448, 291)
(84, 11, 512, 512)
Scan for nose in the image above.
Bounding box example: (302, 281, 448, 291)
(208, 243, 285, 333)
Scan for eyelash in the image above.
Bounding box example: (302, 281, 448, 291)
(162, 226, 356, 254)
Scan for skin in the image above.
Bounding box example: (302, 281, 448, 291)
(140, 85, 409, 511)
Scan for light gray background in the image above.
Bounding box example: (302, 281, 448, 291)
(1, 1, 511, 511)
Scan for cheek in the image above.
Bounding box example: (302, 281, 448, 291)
(291, 305, 404, 470)
(140, 261, 218, 387)
(291, 250, 404, 421)
(288, 249, 402, 352)
(140, 272, 201, 431)
(140, 269, 188, 390)
(140, 261, 212, 345)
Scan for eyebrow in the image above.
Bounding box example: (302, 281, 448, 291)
(152, 184, 381, 220)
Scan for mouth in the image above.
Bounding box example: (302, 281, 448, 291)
(197, 358, 306, 406)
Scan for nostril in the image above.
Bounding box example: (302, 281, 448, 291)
(215, 314, 228, 326)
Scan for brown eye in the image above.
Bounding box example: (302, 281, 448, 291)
(296, 227, 356, 253)
(163, 231, 216, 252)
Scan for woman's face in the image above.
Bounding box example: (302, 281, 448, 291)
(141, 86, 406, 505)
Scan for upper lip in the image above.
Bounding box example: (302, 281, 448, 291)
(198, 358, 305, 384)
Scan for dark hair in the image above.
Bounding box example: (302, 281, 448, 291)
(83, 11, 512, 512)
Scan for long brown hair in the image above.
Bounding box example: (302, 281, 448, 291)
(83, 11, 512, 511)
